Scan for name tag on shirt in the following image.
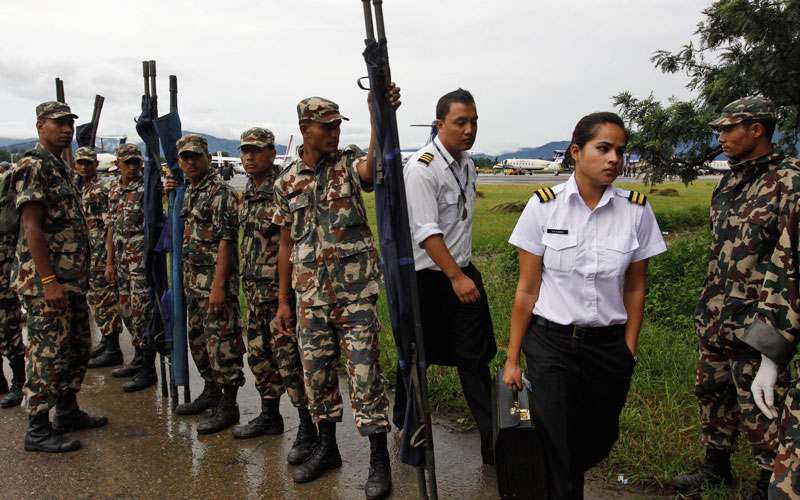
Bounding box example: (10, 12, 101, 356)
(546, 229, 569, 235)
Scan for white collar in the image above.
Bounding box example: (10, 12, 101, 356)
(433, 135, 468, 169)
(564, 172, 616, 209)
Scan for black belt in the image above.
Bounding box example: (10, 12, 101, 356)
(533, 315, 624, 339)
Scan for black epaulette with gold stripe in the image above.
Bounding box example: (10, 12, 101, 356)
(418, 152, 434, 165)
(535, 187, 556, 203)
(628, 191, 647, 205)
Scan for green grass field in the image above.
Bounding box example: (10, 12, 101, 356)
(362, 179, 769, 499)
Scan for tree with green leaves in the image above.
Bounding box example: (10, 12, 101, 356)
(614, 0, 799, 183)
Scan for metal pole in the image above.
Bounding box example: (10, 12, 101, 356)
(148, 60, 158, 118)
(372, 0, 386, 41)
(169, 75, 178, 113)
(89, 95, 104, 151)
(361, 0, 375, 41)
(142, 61, 151, 98)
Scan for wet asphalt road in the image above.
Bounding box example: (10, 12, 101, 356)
(0, 324, 663, 499)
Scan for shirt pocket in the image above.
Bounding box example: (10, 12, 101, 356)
(47, 183, 84, 254)
(185, 202, 217, 268)
(337, 237, 377, 285)
(329, 182, 367, 228)
(291, 242, 316, 291)
(599, 234, 640, 277)
(541, 233, 578, 273)
(438, 191, 461, 224)
(289, 192, 311, 241)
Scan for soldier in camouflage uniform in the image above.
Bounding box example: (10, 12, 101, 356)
(231, 127, 317, 461)
(273, 92, 400, 500)
(13, 101, 107, 453)
(673, 97, 800, 500)
(0, 162, 25, 409)
(165, 134, 245, 435)
(73, 147, 125, 369)
(104, 144, 158, 392)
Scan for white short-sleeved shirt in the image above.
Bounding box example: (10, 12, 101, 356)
(508, 174, 667, 327)
(404, 135, 477, 271)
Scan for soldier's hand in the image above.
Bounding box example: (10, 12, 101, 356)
(388, 82, 401, 109)
(207, 287, 225, 316)
(104, 263, 114, 284)
(163, 174, 178, 195)
(366, 82, 401, 112)
(752, 354, 779, 419)
(503, 359, 523, 393)
(451, 273, 480, 304)
(43, 280, 68, 310)
(275, 301, 295, 335)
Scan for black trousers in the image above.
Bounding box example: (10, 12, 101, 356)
(523, 319, 635, 500)
(393, 264, 496, 461)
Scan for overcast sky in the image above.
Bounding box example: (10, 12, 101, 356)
(0, 0, 706, 155)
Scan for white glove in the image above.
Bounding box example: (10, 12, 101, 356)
(752, 353, 779, 419)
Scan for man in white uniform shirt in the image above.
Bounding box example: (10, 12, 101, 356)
(397, 89, 497, 465)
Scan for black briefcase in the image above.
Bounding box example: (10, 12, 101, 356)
(492, 369, 547, 500)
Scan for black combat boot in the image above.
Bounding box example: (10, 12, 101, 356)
(24, 412, 81, 453)
(0, 356, 25, 408)
(52, 390, 108, 433)
(232, 397, 283, 439)
(175, 381, 222, 415)
(0, 358, 7, 394)
(111, 347, 144, 378)
(122, 348, 157, 392)
(89, 335, 108, 359)
(744, 468, 772, 500)
(673, 448, 733, 492)
(293, 420, 342, 483)
(287, 407, 318, 465)
(364, 432, 392, 500)
(197, 385, 240, 435)
(88, 334, 123, 368)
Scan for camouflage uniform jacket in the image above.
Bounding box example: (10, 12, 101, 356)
(695, 149, 800, 364)
(108, 178, 145, 266)
(181, 170, 240, 297)
(11, 144, 89, 296)
(81, 175, 113, 272)
(272, 146, 383, 307)
(0, 172, 17, 291)
(240, 167, 281, 304)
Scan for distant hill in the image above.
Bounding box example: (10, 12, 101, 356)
(474, 140, 571, 162)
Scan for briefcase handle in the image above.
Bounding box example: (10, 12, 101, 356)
(510, 386, 531, 421)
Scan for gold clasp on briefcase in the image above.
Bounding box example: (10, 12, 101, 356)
(509, 401, 531, 421)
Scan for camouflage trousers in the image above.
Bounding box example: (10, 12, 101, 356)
(88, 271, 122, 339)
(0, 292, 24, 360)
(244, 296, 307, 406)
(117, 269, 150, 348)
(296, 295, 389, 436)
(187, 292, 245, 388)
(22, 294, 90, 416)
(770, 377, 800, 499)
(696, 338, 789, 469)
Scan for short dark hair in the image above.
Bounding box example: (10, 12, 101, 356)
(563, 112, 628, 168)
(436, 88, 475, 120)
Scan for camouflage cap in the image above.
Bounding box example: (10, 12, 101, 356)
(297, 97, 349, 123)
(74, 147, 97, 162)
(36, 101, 78, 121)
(176, 134, 208, 154)
(116, 143, 144, 162)
(239, 127, 275, 149)
(710, 96, 776, 127)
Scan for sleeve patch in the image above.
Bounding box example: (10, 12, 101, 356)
(418, 153, 434, 165)
(535, 187, 556, 203)
(628, 191, 647, 205)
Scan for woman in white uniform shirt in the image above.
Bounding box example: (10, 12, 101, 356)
(503, 112, 666, 499)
